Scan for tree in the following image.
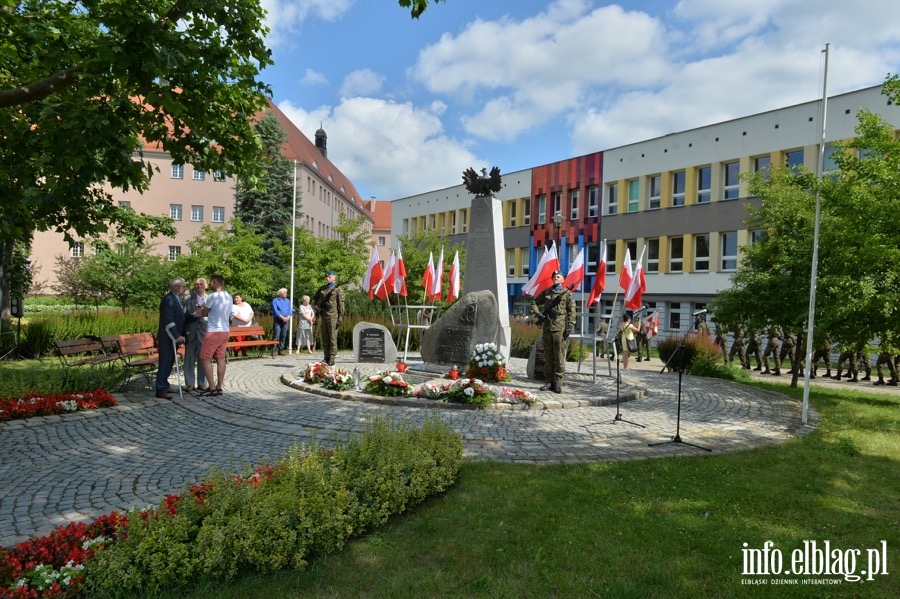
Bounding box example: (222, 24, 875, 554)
(399, 0, 447, 18)
(0, 0, 273, 324)
(175, 220, 276, 308)
(52, 238, 173, 311)
(712, 75, 900, 385)
(291, 214, 373, 305)
(234, 110, 298, 272)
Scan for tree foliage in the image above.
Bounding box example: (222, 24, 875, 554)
(52, 238, 172, 311)
(712, 75, 900, 378)
(234, 111, 298, 272)
(399, 0, 447, 19)
(175, 220, 276, 308)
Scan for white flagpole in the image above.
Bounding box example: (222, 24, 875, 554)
(288, 160, 297, 354)
(802, 44, 829, 425)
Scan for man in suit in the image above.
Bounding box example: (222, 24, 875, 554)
(155, 277, 187, 399)
(181, 277, 208, 392)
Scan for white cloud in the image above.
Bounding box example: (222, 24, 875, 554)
(279, 98, 480, 199)
(300, 68, 328, 86)
(339, 69, 386, 98)
(261, 0, 353, 48)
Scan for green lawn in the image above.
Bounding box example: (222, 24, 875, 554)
(143, 381, 899, 598)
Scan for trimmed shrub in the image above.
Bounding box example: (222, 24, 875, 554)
(656, 333, 721, 371)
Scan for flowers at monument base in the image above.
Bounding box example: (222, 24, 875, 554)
(464, 343, 511, 382)
(303, 362, 332, 384)
(445, 378, 497, 407)
(0, 390, 117, 422)
(498, 387, 536, 406)
(322, 369, 354, 391)
(365, 372, 413, 397)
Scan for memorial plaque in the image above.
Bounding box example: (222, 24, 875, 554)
(358, 328, 386, 363)
(352, 322, 397, 363)
(436, 325, 474, 365)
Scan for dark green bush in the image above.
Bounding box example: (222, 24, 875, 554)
(20, 310, 159, 358)
(0, 364, 123, 399)
(81, 417, 462, 597)
(510, 319, 540, 358)
(656, 333, 722, 372)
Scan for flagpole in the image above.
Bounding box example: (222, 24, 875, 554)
(801, 43, 829, 426)
(288, 160, 297, 354)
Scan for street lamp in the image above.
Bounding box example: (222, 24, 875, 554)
(553, 211, 563, 247)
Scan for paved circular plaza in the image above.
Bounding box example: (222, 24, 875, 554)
(0, 352, 820, 546)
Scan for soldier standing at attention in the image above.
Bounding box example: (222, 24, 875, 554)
(313, 269, 345, 366)
(531, 270, 576, 393)
(728, 323, 747, 368)
(710, 318, 727, 362)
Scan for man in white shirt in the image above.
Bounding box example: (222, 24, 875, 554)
(198, 274, 233, 396)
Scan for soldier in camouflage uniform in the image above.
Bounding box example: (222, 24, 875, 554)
(711, 319, 727, 362)
(313, 269, 345, 366)
(831, 342, 856, 381)
(761, 324, 782, 375)
(809, 334, 832, 379)
(635, 317, 651, 362)
(775, 328, 795, 376)
(873, 337, 898, 386)
(728, 323, 747, 368)
(745, 328, 763, 370)
(531, 270, 576, 393)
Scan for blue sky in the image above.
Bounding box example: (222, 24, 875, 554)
(260, 0, 900, 201)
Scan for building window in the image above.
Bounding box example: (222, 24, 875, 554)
(786, 149, 804, 173)
(168, 246, 181, 262)
(522, 248, 530, 276)
(461, 210, 468, 233)
(171, 164, 184, 179)
(213, 170, 226, 182)
(604, 183, 617, 216)
(669, 236, 683, 272)
(588, 185, 599, 218)
(721, 232, 738, 271)
(538, 195, 546, 225)
(697, 166, 711, 203)
(754, 155, 771, 180)
(672, 171, 686, 207)
(552, 191, 562, 215)
(377, 236, 386, 246)
(508, 202, 516, 227)
(118, 201, 131, 209)
(669, 302, 681, 331)
(751, 230, 765, 244)
(569, 189, 579, 220)
(212, 206, 225, 223)
(646, 238, 659, 273)
(586, 243, 598, 275)
(428, 214, 435, 230)
(69, 241, 84, 258)
(523, 200, 531, 226)
(169, 204, 182, 221)
(507, 249, 516, 276)
(451, 211, 457, 234)
(192, 170, 205, 181)
(694, 234, 710, 271)
(606, 243, 617, 274)
(627, 180, 639, 212)
(723, 161, 740, 200)
(649, 175, 661, 209)
(191, 205, 203, 222)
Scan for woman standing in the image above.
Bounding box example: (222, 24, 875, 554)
(230, 293, 254, 357)
(618, 313, 640, 369)
(296, 295, 316, 353)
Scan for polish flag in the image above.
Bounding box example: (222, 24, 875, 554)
(394, 243, 408, 297)
(447, 251, 461, 302)
(625, 245, 647, 311)
(522, 242, 560, 296)
(362, 247, 384, 300)
(422, 252, 435, 299)
(374, 252, 395, 300)
(618, 247, 633, 295)
(563, 247, 585, 290)
(587, 239, 607, 306)
(429, 247, 444, 301)
(645, 311, 660, 337)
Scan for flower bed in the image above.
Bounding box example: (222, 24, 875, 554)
(0, 390, 117, 423)
(365, 372, 413, 397)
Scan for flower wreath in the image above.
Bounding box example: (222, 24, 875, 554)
(464, 342, 511, 382)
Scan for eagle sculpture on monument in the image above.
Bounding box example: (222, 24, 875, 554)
(462, 166, 502, 196)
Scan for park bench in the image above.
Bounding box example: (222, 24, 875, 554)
(53, 337, 121, 369)
(101, 333, 161, 391)
(227, 325, 279, 358)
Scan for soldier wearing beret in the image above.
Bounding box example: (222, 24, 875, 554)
(530, 270, 575, 393)
(313, 269, 345, 366)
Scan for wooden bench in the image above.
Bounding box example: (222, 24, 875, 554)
(227, 325, 280, 358)
(54, 337, 121, 369)
(101, 333, 161, 391)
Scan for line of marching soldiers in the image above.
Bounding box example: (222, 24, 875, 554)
(711, 323, 900, 386)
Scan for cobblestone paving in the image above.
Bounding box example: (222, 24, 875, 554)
(0, 352, 819, 546)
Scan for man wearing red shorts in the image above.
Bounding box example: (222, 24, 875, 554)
(198, 274, 232, 396)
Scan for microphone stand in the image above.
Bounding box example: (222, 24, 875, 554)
(650, 318, 711, 451)
(611, 322, 643, 428)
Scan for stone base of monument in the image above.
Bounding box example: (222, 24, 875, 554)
(404, 362, 451, 385)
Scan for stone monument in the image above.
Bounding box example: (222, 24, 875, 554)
(418, 167, 512, 362)
(352, 322, 398, 364)
(420, 290, 499, 365)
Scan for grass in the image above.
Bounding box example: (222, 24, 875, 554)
(126, 381, 899, 599)
(0, 359, 124, 399)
